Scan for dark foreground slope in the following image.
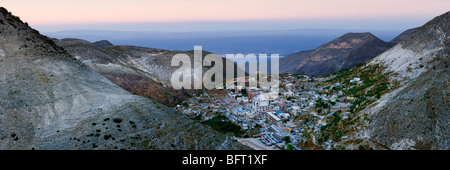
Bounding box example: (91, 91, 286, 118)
(0, 7, 247, 150)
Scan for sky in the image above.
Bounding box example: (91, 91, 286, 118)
(1, 0, 449, 32)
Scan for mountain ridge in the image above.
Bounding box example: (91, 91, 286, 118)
(280, 29, 417, 77)
(54, 38, 192, 107)
(55, 38, 245, 106)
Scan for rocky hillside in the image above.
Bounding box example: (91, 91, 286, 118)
(294, 11, 448, 150)
(55, 39, 243, 106)
(358, 11, 449, 150)
(388, 28, 418, 44)
(54, 38, 191, 107)
(101, 45, 242, 86)
(0, 7, 248, 150)
(280, 29, 418, 77)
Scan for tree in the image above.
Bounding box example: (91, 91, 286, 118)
(202, 115, 245, 137)
(241, 89, 247, 97)
(285, 143, 294, 150)
(196, 90, 204, 96)
(284, 136, 291, 143)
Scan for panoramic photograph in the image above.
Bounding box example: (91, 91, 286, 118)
(0, 0, 448, 165)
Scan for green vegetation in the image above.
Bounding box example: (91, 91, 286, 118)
(297, 63, 397, 149)
(240, 89, 247, 97)
(182, 102, 188, 107)
(196, 90, 204, 96)
(316, 111, 350, 144)
(315, 98, 330, 110)
(287, 96, 296, 100)
(190, 114, 202, 121)
(202, 115, 245, 137)
(284, 136, 291, 143)
(324, 64, 392, 113)
(285, 143, 294, 150)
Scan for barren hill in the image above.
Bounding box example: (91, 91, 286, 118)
(0, 7, 247, 150)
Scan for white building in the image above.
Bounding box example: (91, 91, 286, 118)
(290, 105, 301, 116)
(283, 91, 294, 97)
(252, 94, 269, 112)
(266, 112, 281, 126)
(350, 77, 361, 83)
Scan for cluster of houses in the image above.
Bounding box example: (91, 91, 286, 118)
(176, 73, 361, 149)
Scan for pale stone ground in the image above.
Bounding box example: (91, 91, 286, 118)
(237, 138, 281, 150)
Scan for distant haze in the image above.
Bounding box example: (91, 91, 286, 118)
(43, 29, 403, 56)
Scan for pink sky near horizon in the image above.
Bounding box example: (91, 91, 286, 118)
(2, 0, 449, 24)
(1, 0, 449, 32)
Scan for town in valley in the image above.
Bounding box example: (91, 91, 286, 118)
(176, 66, 384, 150)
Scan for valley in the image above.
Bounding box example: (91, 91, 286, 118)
(0, 6, 448, 150)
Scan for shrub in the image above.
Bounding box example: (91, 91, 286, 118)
(202, 115, 244, 137)
(284, 136, 291, 143)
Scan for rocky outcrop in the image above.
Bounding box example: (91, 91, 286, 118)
(93, 40, 113, 48)
(0, 7, 248, 150)
(368, 60, 449, 150)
